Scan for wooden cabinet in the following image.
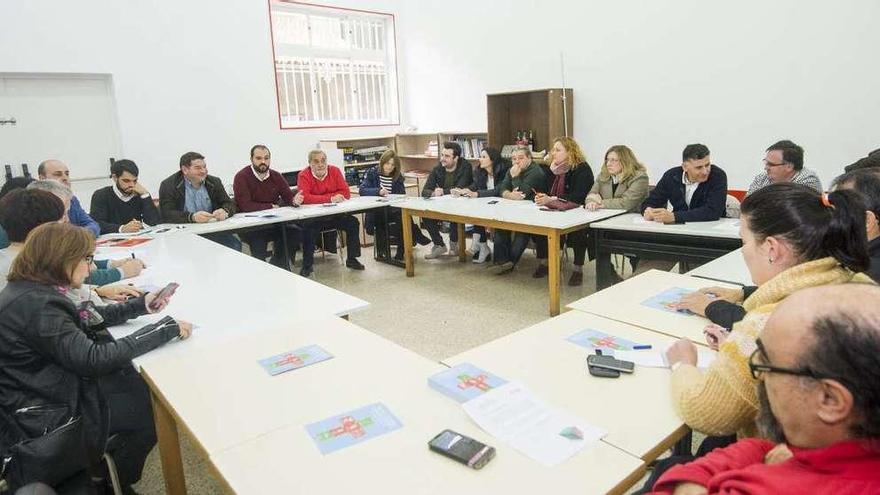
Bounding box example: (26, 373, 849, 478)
(486, 88, 573, 153)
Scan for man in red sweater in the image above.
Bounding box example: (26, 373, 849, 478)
(296, 149, 364, 277)
(232, 145, 296, 268)
(648, 283, 880, 495)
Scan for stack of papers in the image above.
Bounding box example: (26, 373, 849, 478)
(463, 382, 605, 466)
(612, 347, 718, 370)
(428, 363, 507, 403)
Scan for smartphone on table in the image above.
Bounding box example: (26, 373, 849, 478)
(429, 429, 495, 469)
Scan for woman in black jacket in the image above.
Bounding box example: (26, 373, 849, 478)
(535, 137, 595, 285)
(359, 150, 430, 260)
(0, 223, 191, 491)
(459, 147, 511, 263)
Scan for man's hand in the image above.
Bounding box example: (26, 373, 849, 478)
(212, 208, 228, 221)
(192, 211, 214, 223)
(509, 163, 523, 178)
(643, 208, 656, 221)
(432, 187, 444, 197)
(293, 192, 304, 206)
(672, 482, 708, 495)
(649, 208, 676, 224)
(506, 187, 525, 201)
(118, 259, 145, 279)
(378, 187, 388, 197)
(331, 194, 346, 203)
(764, 444, 793, 465)
(120, 219, 143, 233)
(461, 189, 478, 198)
(95, 284, 142, 301)
(666, 338, 698, 367)
(132, 182, 149, 196)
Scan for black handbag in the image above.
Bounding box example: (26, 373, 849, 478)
(0, 406, 93, 491)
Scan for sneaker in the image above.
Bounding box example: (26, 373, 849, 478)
(345, 259, 365, 270)
(425, 245, 446, 259)
(488, 261, 515, 275)
(532, 264, 549, 278)
(473, 243, 491, 264)
(299, 265, 313, 278)
(568, 271, 583, 286)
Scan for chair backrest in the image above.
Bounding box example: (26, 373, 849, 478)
(726, 194, 742, 219)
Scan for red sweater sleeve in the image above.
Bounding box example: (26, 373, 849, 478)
(298, 166, 350, 204)
(329, 167, 351, 199)
(650, 439, 774, 494)
(233, 169, 273, 212)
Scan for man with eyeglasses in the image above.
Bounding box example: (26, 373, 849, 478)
(646, 284, 880, 495)
(641, 143, 728, 224)
(746, 140, 822, 196)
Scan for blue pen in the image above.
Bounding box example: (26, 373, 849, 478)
(633, 344, 652, 350)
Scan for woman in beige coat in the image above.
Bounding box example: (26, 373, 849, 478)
(585, 145, 649, 212)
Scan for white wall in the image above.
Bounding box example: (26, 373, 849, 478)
(0, 0, 403, 194)
(2, 0, 878, 193)
(395, 0, 880, 189)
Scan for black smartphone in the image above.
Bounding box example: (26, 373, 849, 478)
(588, 364, 620, 378)
(428, 430, 495, 470)
(148, 283, 179, 311)
(587, 354, 635, 374)
(487, 200, 499, 204)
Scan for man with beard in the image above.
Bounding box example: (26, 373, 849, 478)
(646, 284, 880, 495)
(233, 144, 297, 267)
(38, 159, 101, 237)
(90, 159, 161, 234)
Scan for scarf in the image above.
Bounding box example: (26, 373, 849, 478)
(55, 285, 104, 326)
(549, 161, 570, 198)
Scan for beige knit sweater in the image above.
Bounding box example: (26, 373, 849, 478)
(670, 257, 874, 437)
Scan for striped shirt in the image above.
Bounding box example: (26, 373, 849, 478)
(746, 168, 823, 196)
(379, 175, 394, 191)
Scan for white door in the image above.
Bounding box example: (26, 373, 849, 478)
(0, 73, 122, 205)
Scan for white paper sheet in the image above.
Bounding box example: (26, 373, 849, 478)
(613, 347, 718, 370)
(462, 382, 606, 467)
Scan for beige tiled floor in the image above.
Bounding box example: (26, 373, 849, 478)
(134, 239, 652, 494)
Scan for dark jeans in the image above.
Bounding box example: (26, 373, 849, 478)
(240, 228, 289, 268)
(565, 228, 589, 266)
(493, 230, 547, 265)
(302, 215, 361, 269)
(373, 211, 423, 252)
(423, 218, 458, 247)
(100, 368, 156, 487)
(202, 232, 242, 252)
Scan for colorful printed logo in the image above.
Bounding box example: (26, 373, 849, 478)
(457, 373, 492, 392)
(559, 426, 584, 440)
(315, 415, 375, 441)
(269, 352, 310, 369)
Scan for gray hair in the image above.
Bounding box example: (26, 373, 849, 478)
(512, 144, 532, 160)
(26, 179, 73, 200)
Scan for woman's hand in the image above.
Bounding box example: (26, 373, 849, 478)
(698, 286, 745, 303)
(670, 291, 717, 317)
(534, 193, 554, 206)
(666, 338, 698, 367)
(585, 201, 601, 211)
(95, 284, 142, 301)
(703, 324, 730, 351)
(175, 320, 194, 340)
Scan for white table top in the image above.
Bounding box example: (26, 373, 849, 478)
(400, 195, 625, 230)
(442, 311, 686, 461)
(686, 248, 752, 286)
(185, 319, 643, 495)
(589, 213, 742, 239)
(99, 234, 368, 370)
(567, 270, 740, 343)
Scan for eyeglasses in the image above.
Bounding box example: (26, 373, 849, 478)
(83, 254, 95, 264)
(748, 339, 832, 381)
(763, 159, 789, 168)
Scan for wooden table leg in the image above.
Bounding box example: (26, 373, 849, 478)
(457, 223, 467, 262)
(547, 229, 561, 316)
(402, 209, 414, 277)
(151, 389, 187, 495)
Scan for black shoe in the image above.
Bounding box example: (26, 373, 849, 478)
(346, 259, 365, 270)
(532, 264, 548, 278)
(300, 265, 313, 278)
(393, 249, 404, 260)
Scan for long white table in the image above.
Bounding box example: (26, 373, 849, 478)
(567, 269, 740, 344)
(590, 213, 743, 290)
(400, 196, 625, 315)
(686, 247, 751, 286)
(98, 233, 368, 370)
(442, 310, 691, 462)
(142, 316, 645, 495)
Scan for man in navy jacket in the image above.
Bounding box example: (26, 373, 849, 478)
(641, 144, 727, 224)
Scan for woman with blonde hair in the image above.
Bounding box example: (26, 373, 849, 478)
(0, 222, 191, 491)
(585, 145, 649, 212)
(534, 136, 595, 285)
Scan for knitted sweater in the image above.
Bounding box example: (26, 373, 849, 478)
(670, 257, 874, 437)
(297, 166, 350, 205)
(232, 166, 294, 212)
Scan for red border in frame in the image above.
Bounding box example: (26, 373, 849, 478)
(266, 0, 402, 131)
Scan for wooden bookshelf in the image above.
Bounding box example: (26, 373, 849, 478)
(438, 131, 488, 163)
(486, 88, 573, 153)
(394, 133, 439, 174)
(319, 136, 395, 186)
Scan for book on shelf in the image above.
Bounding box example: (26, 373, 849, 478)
(346, 144, 391, 165)
(452, 138, 487, 159)
(424, 140, 439, 157)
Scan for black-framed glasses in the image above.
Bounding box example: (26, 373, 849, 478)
(83, 254, 95, 264)
(763, 159, 789, 168)
(748, 339, 830, 381)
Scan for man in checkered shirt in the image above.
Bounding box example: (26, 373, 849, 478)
(746, 140, 822, 196)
